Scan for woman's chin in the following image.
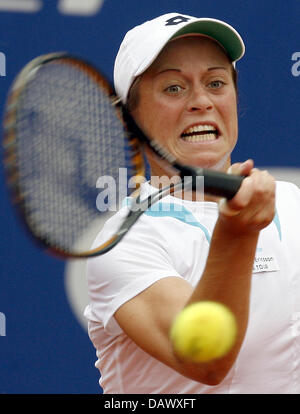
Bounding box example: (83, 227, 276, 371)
(183, 155, 231, 172)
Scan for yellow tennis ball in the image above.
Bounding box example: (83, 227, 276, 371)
(170, 301, 237, 363)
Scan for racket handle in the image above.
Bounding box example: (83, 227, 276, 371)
(176, 165, 244, 199)
(202, 169, 244, 199)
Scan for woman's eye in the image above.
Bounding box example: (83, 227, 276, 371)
(209, 80, 225, 89)
(165, 85, 183, 94)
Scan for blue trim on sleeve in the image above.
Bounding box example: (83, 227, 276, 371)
(273, 210, 282, 241)
(123, 198, 282, 244)
(144, 202, 211, 243)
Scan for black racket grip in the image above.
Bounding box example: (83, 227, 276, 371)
(202, 169, 244, 199)
(176, 164, 244, 200)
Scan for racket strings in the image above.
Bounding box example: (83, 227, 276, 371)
(5, 58, 141, 254)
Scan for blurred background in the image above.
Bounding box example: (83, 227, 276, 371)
(0, 0, 299, 394)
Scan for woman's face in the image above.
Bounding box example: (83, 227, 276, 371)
(131, 36, 238, 173)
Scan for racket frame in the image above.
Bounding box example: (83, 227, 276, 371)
(2, 52, 244, 259)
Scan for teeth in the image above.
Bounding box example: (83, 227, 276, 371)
(182, 133, 216, 142)
(183, 124, 216, 134)
(181, 124, 218, 142)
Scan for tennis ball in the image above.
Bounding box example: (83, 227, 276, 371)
(170, 301, 237, 363)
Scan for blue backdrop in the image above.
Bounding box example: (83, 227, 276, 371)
(0, 0, 299, 394)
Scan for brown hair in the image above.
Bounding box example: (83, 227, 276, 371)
(126, 76, 142, 112)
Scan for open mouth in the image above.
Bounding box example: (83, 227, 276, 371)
(180, 124, 219, 142)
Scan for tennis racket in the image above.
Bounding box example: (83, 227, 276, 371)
(3, 52, 244, 259)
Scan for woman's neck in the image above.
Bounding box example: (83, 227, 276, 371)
(147, 150, 231, 202)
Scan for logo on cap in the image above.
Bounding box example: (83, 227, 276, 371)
(165, 15, 191, 26)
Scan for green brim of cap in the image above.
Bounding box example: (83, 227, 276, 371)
(171, 20, 244, 62)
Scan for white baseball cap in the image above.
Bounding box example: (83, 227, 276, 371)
(114, 12, 245, 104)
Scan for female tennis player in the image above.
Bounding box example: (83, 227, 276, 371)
(84, 13, 300, 394)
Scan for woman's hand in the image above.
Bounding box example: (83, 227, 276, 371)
(218, 159, 276, 235)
